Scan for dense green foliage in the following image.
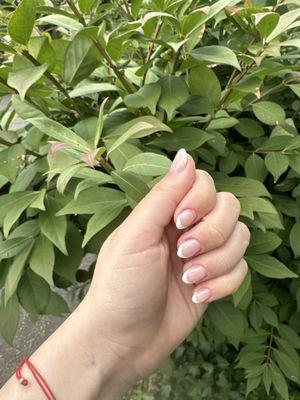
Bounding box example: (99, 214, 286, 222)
(0, 0, 300, 398)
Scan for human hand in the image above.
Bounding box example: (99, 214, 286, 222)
(84, 148, 250, 389)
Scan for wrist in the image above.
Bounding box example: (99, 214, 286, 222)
(0, 299, 138, 400)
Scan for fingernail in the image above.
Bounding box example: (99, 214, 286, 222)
(170, 148, 188, 173)
(177, 239, 201, 258)
(182, 265, 207, 284)
(192, 288, 211, 303)
(176, 209, 196, 229)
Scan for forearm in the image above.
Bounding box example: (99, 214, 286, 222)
(0, 299, 136, 400)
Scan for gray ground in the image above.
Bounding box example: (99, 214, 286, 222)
(0, 254, 95, 387)
(0, 311, 65, 386)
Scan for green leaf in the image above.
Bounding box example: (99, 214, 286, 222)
(273, 349, 300, 383)
(151, 127, 213, 151)
(3, 192, 39, 238)
(112, 171, 149, 205)
(28, 117, 91, 153)
(7, 64, 48, 101)
(0, 143, 26, 183)
(56, 187, 125, 215)
(0, 293, 19, 345)
(246, 255, 298, 279)
(83, 203, 126, 247)
(215, 177, 270, 198)
(190, 46, 241, 70)
(56, 163, 84, 194)
(124, 152, 171, 176)
(244, 154, 268, 182)
(54, 222, 83, 284)
(158, 76, 189, 120)
(278, 324, 300, 349)
(107, 116, 171, 155)
(290, 221, 300, 258)
(189, 65, 221, 106)
(233, 270, 251, 307)
(64, 35, 100, 85)
(254, 12, 280, 39)
(247, 231, 282, 255)
(78, 0, 96, 13)
(69, 81, 119, 98)
(131, 0, 143, 19)
(263, 365, 272, 395)
(8, 0, 36, 45)
(235, 118, 265, 138)
(94, 97, 109, 148)
(38, 14, 83, 31)
(124, 83, 161, 115)
(30, 235, 55, 287)
(265, 152, 289, 183)
(267, 8, 300, 42)
(45, 291, 69, 316)
(5, 242, 33, 304)
(18, 269, 50, 322)
(270, 364, 289, 400)
(253, 101, 286, 126)
(0, 237, 33, 259)
(207, 301, 245, 340)
(39, 197, 68, 255)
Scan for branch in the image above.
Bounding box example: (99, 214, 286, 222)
(142, 20, 163, 86)
(0, 136, 41, 158)
(122, 0, 133, 21)
(66, 0, 134, 93)
(22, 50, 84, 118)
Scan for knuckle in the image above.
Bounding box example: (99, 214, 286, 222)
(219, 192, 241, 214)
(207, 222, 227, 247)
(198, 169, 214, 185)
(238, 222, 251, 244)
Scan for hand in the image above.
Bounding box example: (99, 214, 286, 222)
(85, 149, 250, 389)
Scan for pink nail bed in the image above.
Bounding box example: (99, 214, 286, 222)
(177, 239, 201, 258)
(192, 288, 211, 303)
(176, 209, 196, 229)
(182, 265, 207, 284)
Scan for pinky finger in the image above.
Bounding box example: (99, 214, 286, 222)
(191, 259, 248, 304)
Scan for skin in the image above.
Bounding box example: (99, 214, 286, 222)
(0, 149, 250, 399)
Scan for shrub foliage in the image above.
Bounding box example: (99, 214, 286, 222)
(0, 0, 300, 398)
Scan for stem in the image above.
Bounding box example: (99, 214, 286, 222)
(142, 21, 163, 86)
(66, 0, 133, 93)
(266, 328, 274, 364)
(98, 157, 114, 173)
(22, 50, 84, 117)
(122, 0, 133, 20)
(66, 0, 86, 25)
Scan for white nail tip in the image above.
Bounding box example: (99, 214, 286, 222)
(177, 243, 186, 258)
(178, 148, 188, 163)
(182, 270, 192, 284)
(192, 293, 200, 303)
(176, 215, 184, 229)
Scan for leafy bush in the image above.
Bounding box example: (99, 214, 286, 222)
(0, 0, 300, 398)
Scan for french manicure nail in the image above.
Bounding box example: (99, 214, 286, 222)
(182, 265, 207, 284)
(192, 288, 211, 303)
(177, 239, 201, 258)
(170, 148, 188, 173)
(176, 209, 196, 229)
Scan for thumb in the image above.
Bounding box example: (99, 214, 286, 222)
(125, 149, 196, 244)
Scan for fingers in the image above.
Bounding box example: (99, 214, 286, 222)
(182, 221, 250, 284)
(173, 170, 216, 230)
(177, 192, 241, 258)
(125, 149, 196, 245)
(191, 258, 248, 303)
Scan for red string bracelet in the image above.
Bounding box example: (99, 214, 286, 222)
(16, 356, 57, 400)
